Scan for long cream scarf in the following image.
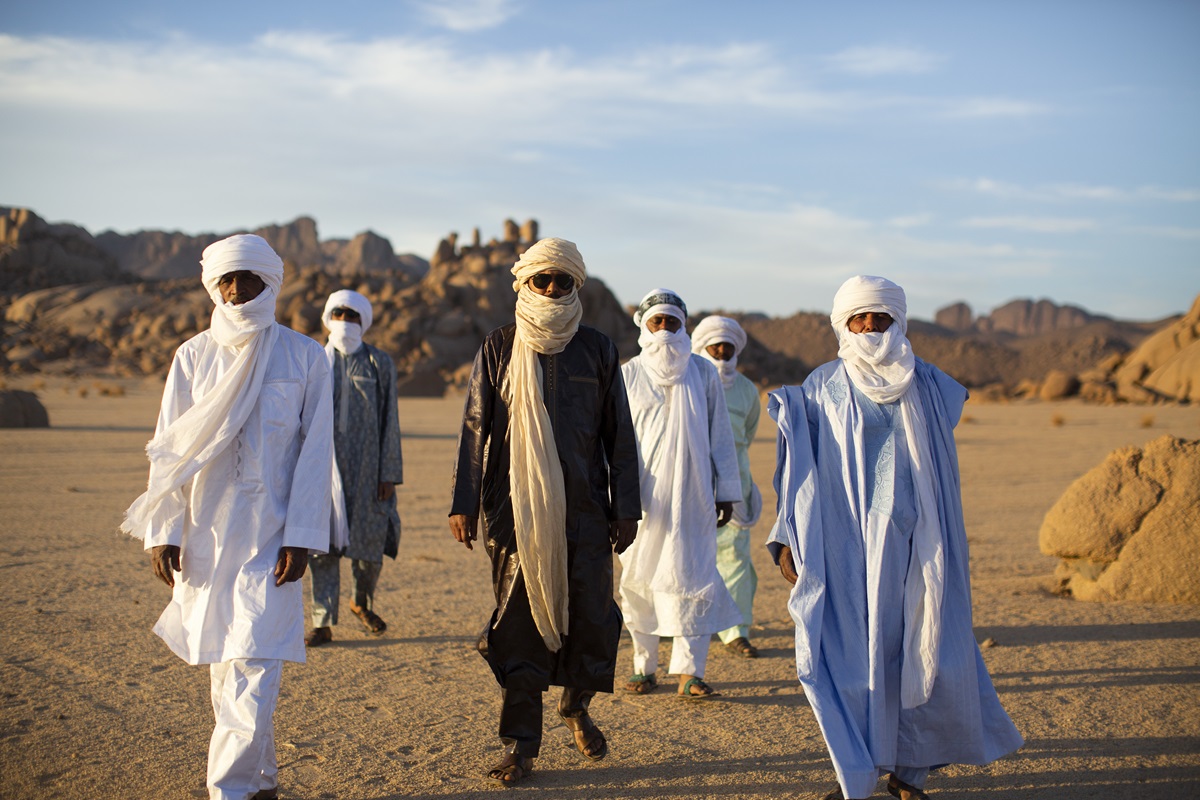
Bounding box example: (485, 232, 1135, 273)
(504, 238, 586, 651)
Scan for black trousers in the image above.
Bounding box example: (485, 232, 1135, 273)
(499, 685, 595, 757)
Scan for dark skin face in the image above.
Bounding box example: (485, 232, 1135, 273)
(705, 342, 735, 361)
(847, 312, 893, 334)
(645, 313, 682, 333)
(217, 271, 266, 305)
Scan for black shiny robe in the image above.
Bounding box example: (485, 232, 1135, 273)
(450, 324, 642, 693)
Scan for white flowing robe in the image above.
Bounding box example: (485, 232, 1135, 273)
(145, 326, 334, 665)
(619, 354, 743, 636)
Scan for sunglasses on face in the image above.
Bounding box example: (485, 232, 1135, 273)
(529, 272, 575, 291)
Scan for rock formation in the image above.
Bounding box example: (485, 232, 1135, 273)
(1112, 294, 1200, 403)
(1040, 435, 1200, 603)
(934, 301, 973, 332)
(1, 207, 128, 293)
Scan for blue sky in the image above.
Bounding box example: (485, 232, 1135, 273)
(2, 0, 1197, 320)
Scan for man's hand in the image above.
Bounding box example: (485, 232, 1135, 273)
(609, 519, 639, 555)
(377, 481, 395, 502)
(151, 545, 181, 587)
(449, 514, 478, 551)
(778, 544, 798, 586)
(274, 546, 308, 586)
(715, 501, 734, 529)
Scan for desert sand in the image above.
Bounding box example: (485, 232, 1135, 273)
(2, 377, 1199, 799)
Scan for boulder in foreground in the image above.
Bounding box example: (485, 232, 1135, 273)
(1039, 435, 1200, 603)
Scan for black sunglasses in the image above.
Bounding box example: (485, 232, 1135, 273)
(529, 272, 575, 291)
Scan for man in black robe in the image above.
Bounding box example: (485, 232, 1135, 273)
(449, 238, 641, 785)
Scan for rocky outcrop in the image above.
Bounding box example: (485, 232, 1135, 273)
(1111, 294, 1200, 403)
(934, 301, 973, 332)
(0, 390, 50, 427)
(1040, 435, 1200, 603)
(977, 298, 1101, 337)
(1, 207, 127, 294)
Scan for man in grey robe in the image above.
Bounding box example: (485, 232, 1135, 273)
(306, 289, 403, 645)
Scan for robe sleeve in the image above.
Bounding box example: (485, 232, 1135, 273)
(283, 345, 334, 552)
(376, 349, 404, 485)
(599, 336, 642, 521)
(450, 339, 496, 518)
(144, 347, 195, 550)
(704, 360, 742, 503)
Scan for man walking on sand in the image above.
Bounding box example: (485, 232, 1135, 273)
(768, 275, 1022, 800)
(618, 289, 743, 700)
(122, 234, 333, 800)
(449, 237, 642, 786)
(305, 289, 403, 646)
(691, 315, 764, 659)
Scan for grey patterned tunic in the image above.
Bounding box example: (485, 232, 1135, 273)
(332, 342, 403, 562)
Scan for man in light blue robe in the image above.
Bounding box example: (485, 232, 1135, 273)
(767, 276, 1022, 800)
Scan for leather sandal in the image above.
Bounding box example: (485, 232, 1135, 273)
(724, 637, 760, 658)
(678, 677, 720, 700)
(887, 774, 930, 800)
(304, 627, 332, 647)
(624, 673, 658, 694)
(560, 712, 607, 761)
(350, 606, 387, 634)
(487, 753, 533, 785)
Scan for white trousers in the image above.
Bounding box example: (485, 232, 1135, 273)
(207, 658, 282, 800)
(629, 629, 710, 677)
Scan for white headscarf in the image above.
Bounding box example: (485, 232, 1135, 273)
(830, 275, 914, 405)
(504, 237, 588, 651)
(121, 234, 284, 540)
(634, 288, 691, 386)
(320, 289, 376, 551)
(322, 289, 373, 355)
(830, 274, 945, 709)
(691, 315, 747, 389)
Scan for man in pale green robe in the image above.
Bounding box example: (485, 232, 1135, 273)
(692, 316, 762, 658)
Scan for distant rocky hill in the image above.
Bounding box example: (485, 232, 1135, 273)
(1, 206, 1191, 402)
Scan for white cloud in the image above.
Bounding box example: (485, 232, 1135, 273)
(411, 0, 521, 32)
(887, 213, 934, 229)
(942, 98, 1049, 118)
(825, 46, 942, 76)
(962, 216, 1097, 233)
(944, 177, 1200, 205)
(1127, 225, 1200, 240)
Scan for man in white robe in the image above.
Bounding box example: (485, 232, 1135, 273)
(692, 315, 763, 659)
(121, 234, 333, 800)
(619, 289, 743, 699)
(768, 276, 1022, 800)
(306, 289, 403, 645)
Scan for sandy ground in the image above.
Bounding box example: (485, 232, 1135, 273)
(1, 376, 1199, 800)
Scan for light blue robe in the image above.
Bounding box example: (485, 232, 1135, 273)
(768, 359, 1022, 798)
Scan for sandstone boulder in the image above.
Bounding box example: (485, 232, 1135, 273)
(1039, 369, 1079, 400)
(0, 390, 50, 427)
(1040, 435, 1200, 603)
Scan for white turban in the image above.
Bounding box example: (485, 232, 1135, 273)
(322, 289, 374, 333)
(691, 315, 747, 356)
(200, 234, 285, 306)
(510, 237, 587, 292)
(691, 315, 746, 389)
(633, 288, 687, 328)
(830, 274, 908, 336)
